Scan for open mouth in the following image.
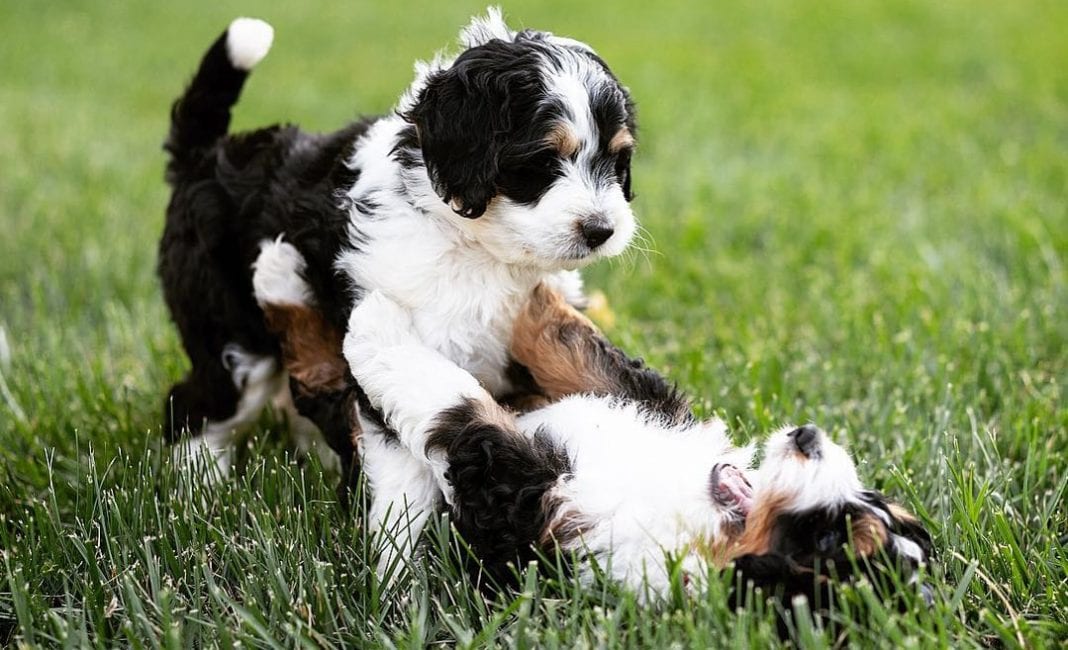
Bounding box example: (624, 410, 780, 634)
(710, 464, 753, 516)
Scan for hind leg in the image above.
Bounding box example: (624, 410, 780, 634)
(252, 237, 351, 474)
(169, 343, 284, 478)
(163, 361, 239, 445)
(272, 383, 342, 475)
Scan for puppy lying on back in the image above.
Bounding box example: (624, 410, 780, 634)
(253, 245, 934, 603)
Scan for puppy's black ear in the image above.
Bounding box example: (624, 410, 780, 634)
(404, 42, 542, 219)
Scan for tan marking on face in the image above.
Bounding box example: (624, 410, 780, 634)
(607, 127, 634, 154)
(722, 492, 793, 562)
(849, 512, 890, 558)
(511, 283, 614, 399)
(262, 304, 347, 391)
(544, 122, 581, 158)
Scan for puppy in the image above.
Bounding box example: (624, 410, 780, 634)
(158, 11, 638, 488)
(254, 250, 934, 602)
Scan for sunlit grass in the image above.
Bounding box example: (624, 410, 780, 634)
(1, 0, 1065, 646)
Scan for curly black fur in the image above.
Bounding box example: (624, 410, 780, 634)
(159, 22, 373, 440)
(426, 398, 571, 587)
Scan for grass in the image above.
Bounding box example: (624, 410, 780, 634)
(1, 0, 1065, 646)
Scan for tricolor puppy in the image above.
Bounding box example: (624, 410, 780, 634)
(158, 10, 638, 492)
(345, 287, 934, 599)
(255, 250, 934, 602)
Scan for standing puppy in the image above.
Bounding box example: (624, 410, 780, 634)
(158, 9, 639, 500)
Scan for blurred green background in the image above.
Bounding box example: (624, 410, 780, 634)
(1, 1, 1065, 646)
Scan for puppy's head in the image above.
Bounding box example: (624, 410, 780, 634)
(730, 426, 934, 606)
(400, 9, 637, 269)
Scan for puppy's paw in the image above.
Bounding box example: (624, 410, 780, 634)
(343, 291, 417, 370)
(252, 237, 313, 307)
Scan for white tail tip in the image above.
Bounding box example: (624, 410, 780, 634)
(226, 17, 274, 71)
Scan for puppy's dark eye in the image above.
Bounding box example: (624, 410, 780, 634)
(496, 151, 561, 205)
(816, 530, 840, 553)
(614, 148, 633, 200)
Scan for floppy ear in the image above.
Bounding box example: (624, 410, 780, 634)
(405, 66, 497, 218)
(403, 42, 543, 219)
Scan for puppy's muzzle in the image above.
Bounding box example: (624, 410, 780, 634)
(788, 424, 822, 459)
(579, 216, 614, 250)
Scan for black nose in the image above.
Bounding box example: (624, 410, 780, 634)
(789, 425, 821, 458)
(580, 219, 614, 249)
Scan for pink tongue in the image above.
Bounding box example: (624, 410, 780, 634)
(714, 465, 753, 515)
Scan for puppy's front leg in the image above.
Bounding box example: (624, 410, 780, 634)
(343, 291, 494, 504)
(359, 423, 443, 580)
(512, 283, 694, 426)
(345, 292, 564, 583)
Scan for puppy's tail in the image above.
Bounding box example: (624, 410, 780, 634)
(164, 17, 274, 182)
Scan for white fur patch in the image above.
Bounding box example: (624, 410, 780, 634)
(754, 425, 863, 513)
(360, 426, 442, 578)
(173, 345, 284, 480)
(894, 534, 925, 564)
(171, 427, 239, 480)
(544, 270, 587, 308)
(520, 399, 751, 593)
(252, 237, 314, 307)
(226, 17, 274, 71)
(459, 6, 513, 48)
(344, 292, 489, 503)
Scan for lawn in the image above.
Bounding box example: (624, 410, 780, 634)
(1, 0, 1065, 646)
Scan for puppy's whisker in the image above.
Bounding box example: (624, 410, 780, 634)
(633, 224, 660, 256)
(614, 227, 658, 269)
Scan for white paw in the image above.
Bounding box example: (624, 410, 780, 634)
(172, 429, 236, 482)
(226, 17, 274, 71)
(343, 291, 417, 370)
(252, 237, 313, 307)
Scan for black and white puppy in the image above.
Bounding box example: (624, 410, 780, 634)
(159, 10, 638, 496)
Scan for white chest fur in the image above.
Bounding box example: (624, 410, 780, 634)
(335, 118, 543, 395)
